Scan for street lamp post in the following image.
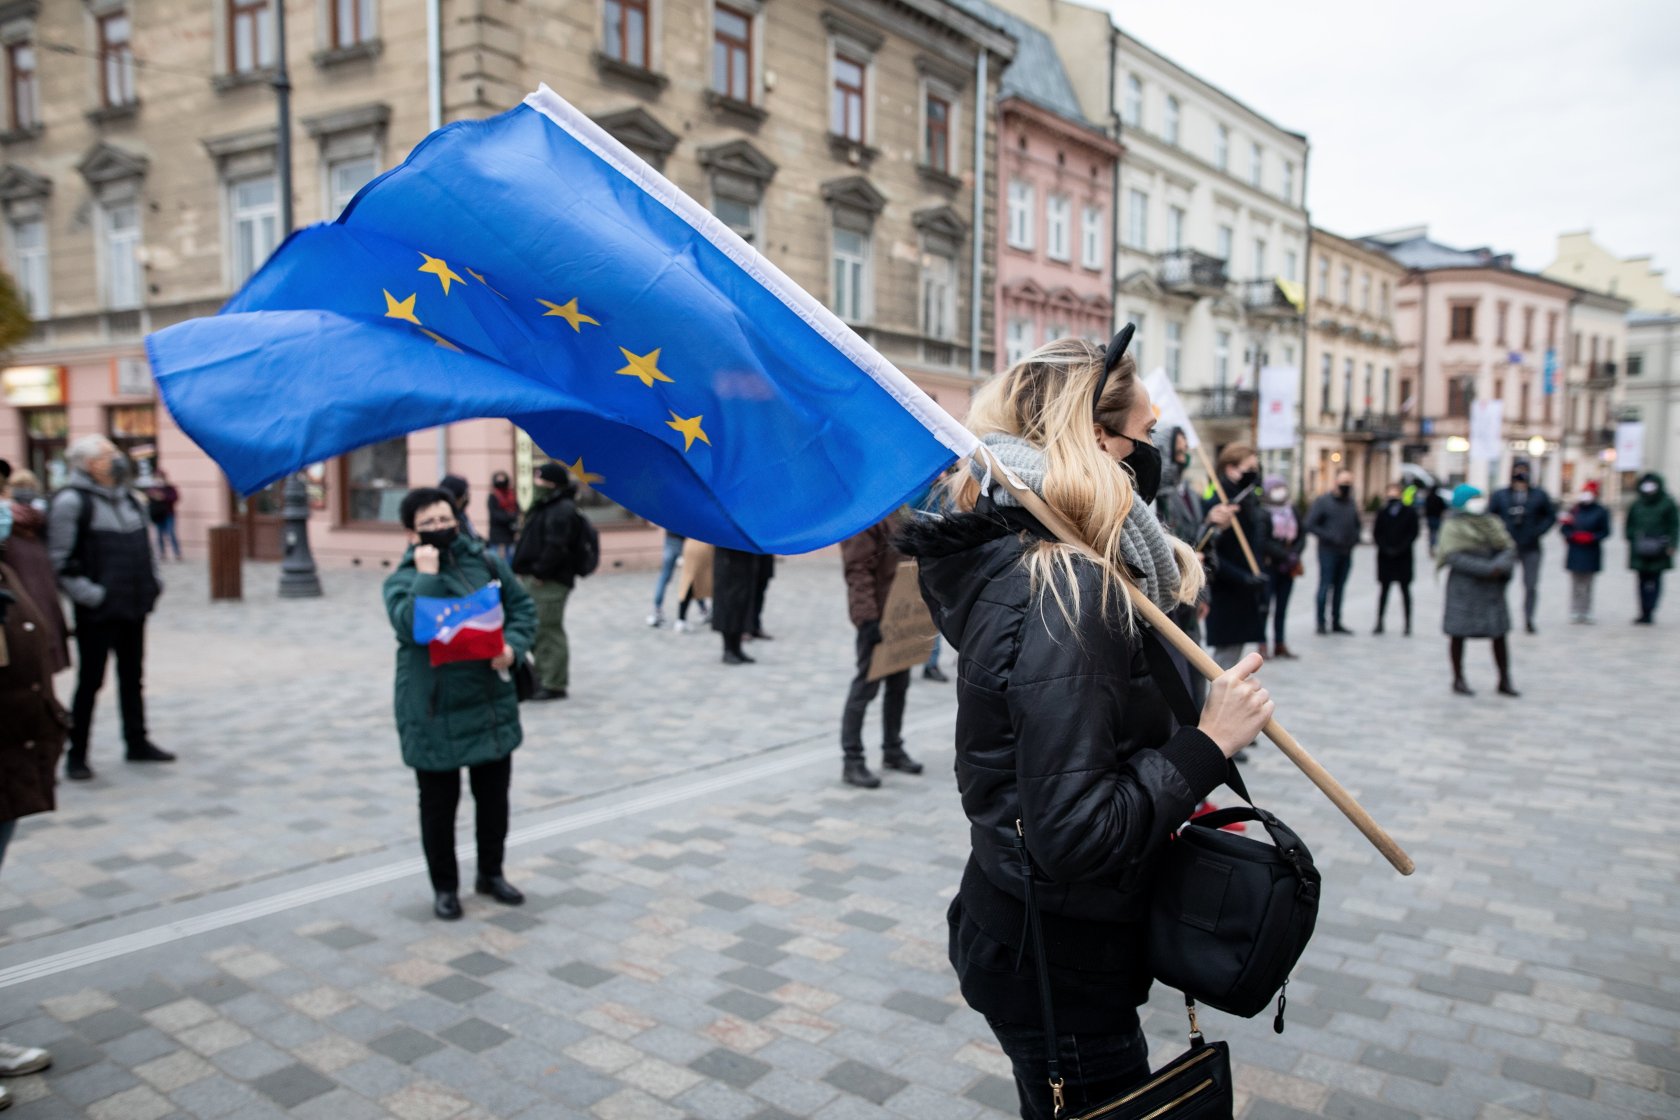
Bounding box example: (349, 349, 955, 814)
(272, 0, 322, 598)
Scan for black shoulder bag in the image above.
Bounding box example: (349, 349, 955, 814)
(1138, 628, 1322, 1026)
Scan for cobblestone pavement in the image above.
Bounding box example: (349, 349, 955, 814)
(1, 543, 1676, 1119)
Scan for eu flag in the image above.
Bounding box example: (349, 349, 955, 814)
(146, 85, 977, 553)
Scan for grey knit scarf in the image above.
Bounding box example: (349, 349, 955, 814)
(971, 432, 1180, 611)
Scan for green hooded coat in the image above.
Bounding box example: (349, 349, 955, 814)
(383, 535, 537, 771)
(1626, 473, 1679, 574)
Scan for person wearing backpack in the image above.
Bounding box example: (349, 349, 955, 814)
(47, 436, 171, 780)
(510, 461, 597, 699)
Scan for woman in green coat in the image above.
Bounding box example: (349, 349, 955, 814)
(1627, 472, 1679, 624)
(385, 488, 538, 920)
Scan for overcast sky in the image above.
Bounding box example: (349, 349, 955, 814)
(1093, 0, 1680, 282)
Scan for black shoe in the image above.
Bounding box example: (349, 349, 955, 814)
(1525, 621, 1537, 635)
(1316, 623, 1327, 635)
(722, 649, 756, 664)
(1373, 623, 1384, 635)
(474, 875, 525, 906)
(66, 759, 95, 781)
(530, 687, 567, 701)
(842, 759, 881, 788)
(1497, 681, 1521, 698)
(921, 665, 950, 682)
(882, 749, 924, 775)
(125, 742, 176, 763)
(433, 891, 463, 921)
(1331, 625, 1354, 635)
(747, 630, 774, 641)
(1452, 678, 1475, 696)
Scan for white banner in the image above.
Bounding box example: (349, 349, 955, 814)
(1142, 368, 1202, 450)
(1470, 399, 1504, 463)
(1256, 365, 1299, 451)
(1615, 421, 1644, 473)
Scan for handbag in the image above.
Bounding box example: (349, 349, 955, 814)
(1635, 534, 1672, 560)
(1013, 823, 1234, 1119)
(1139, 631, 1321, 1026)
(511, 652, 537, 702)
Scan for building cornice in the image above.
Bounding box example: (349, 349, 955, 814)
(997, 95, 1121, 160)
(1116, 30, 1307, 149)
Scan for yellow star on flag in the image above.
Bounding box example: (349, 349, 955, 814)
(565, 457, 604, 486)
(383, 290, 421, 325)
(616, 347, 673, 388)
(420, 328, 461, 352)
(666, 411, 710, 452)
(466, 267, 508, 299)
(538, 297, 600, 332)
(418, 253, 464, 295)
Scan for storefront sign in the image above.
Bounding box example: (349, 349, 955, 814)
(1, 365, 65, 406)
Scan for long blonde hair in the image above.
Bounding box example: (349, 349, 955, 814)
(951, 337, 1205, 628)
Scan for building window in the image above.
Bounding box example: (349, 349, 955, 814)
(8, 216, 47, 316)
(1214, 124, 1229, 172)
(1253, 237, 1266, 278)
(343, 437, 409, 524)
(1249, 141, 1262, 187)
(1546, 310, 1557, 348)
(229, 0, 275, 74)
(1571, 330, 1581, 363)
(1283, 249, 1298, 282)
(1080, 205, 1103, 270)
(831, 54, 866, 142)
(1316, 255, 1329, 301)
(1519, 381, 1529, 421)
(604, 0, 651, 69)
(1130, 312, 1145, 369)
(1379, 280, 1390, 318)
(1006, 317, 1034, 366)
(1215, 330, 1230, 386)
(712, 5, 752, 102)
(1165, 320, 1182, 383)
(713, 194, 759, 244)
(1521, 306, 1534, 350)
(1046, 194, 1072, 261)
(1496, 300, 1508, 345)
(1342, 358, 1354, 416)
(1123, 73, 1142, 128)
(1006, 180, 1034, 250)
(1628, 352, 1643, 377)
(7, 41, 37, 129)
(831, 226, 869, 322)
(327, 155, 377, 218)
(1163, 95, 1179, 145)
(332, 0, 375, 49)
(1447, 376, 1470, 417)
(101, 201, 141, 310)
(1216, 223, 1232, 263)
(1167, 205, 1185, 251)
(1449, 303, 1475, 341)
(99, 11, 136, 107)
(1381, 367, 1391, 411)
(1282, 160, 1294, 202)
(1360, 272, 1371, 312)
(1338, 264, 1351, 306)
(923, 90, 951, 172)
(1399, 376, 1413, 413)
(1319, 354, 1332, 414)
(920, 248, 955, 341)
(1125, 189, 1147, 250)
(1363, 363, 1374, 410)
(229, 175, 279, 286)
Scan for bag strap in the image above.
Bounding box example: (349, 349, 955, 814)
(1138, 624, 1252, 806)
(1011, 820, 1066, 1119)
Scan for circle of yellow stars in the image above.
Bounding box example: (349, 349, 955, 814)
(377, 251, 713, 487)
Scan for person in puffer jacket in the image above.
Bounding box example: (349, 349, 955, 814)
(897, 331, 1274, 1119)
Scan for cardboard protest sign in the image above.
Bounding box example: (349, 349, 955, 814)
(868, 560, 938, 681)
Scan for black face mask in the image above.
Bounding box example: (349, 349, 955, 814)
(1230, 469, 1259, 496)
(1121, 438, 1163, 504)
(417, 527, 458, 552)
(1337, 484, 1352, 499)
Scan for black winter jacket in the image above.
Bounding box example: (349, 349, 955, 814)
(510, 489, 583, 586)
(900, 504, 1228, 1031)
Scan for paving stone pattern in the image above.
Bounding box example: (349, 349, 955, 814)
(1, 545, 1677, 1118)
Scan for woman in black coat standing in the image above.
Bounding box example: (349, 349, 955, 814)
(711, 547, 760, 664)
(1200, 443, 1270, 670)
(900, 332, 1273, 1119)
(1372, 482, 1420, 634)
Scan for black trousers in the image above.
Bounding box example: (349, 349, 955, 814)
(70, 616, 148, 762)
(840, 627, 908, 760)
(987, 1017, 1152, 1120)
(415, 756, 512, 892)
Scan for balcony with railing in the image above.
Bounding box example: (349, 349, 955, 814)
(1159, 249, 1228, 294)
(1182, 386, 1256, 420)
(1585, 361, 1617, 389)
(1341, 411, 1404, 441)
(1241, 278, 1301, 319)
(1580, 425, 1616, 450)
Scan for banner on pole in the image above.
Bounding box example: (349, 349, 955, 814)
(1470, 399, 1504, 463)
(1615, 421, 1644, 473)
(1256, 365, 1299, 451)
(1142, 368, 1202, 450)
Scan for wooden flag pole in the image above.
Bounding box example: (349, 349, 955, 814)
(985, 459, 1415, 876)
(1194, 444, 1262, 577)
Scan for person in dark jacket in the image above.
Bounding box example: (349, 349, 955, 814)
(1489, 463, 1556, 634)
(510, 462, 586, 699)
(47, 436, 171, 780)
(1626, 471, 1678, 624)
(1152, 426, 1213, 699)
(485, 471, 520, 564)
(144, 470, 182, 560)
(384, 488, 537, 920)
(1304, 469, 1361, 634)
(0, 559, 63, 1098)
(1372, 481, 1420, 635)
(1437, 485, 1518, 696)
(1557, 481, 1610, 623)
(1424, 485, 1448, 554)
(900, 335, 1272, 1119)
(6, 469, 68, 673)
(1260, 475, 1302, 658)
(838, 514, 921, 788)
(1200, 442, 1270, 669)
(711, 547, 761, 663)
(747, 554, 775, 640)
(437, 474, 479, 540)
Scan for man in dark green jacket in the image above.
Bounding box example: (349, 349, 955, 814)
(384, 487, 538, 920)
(1627, 472, 1679, 625)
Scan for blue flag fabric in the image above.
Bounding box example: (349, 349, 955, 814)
(146, 86, 976, 553)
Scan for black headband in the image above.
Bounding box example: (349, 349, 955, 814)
(1093, 323, 1136, 416)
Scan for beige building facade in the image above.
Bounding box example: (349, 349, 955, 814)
(1544, 231, 1680, 316)
(1301, 228, 1406, 502)
(0, 0, 1009, 568)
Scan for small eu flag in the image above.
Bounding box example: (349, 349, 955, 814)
(146, 85, 977, 553)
